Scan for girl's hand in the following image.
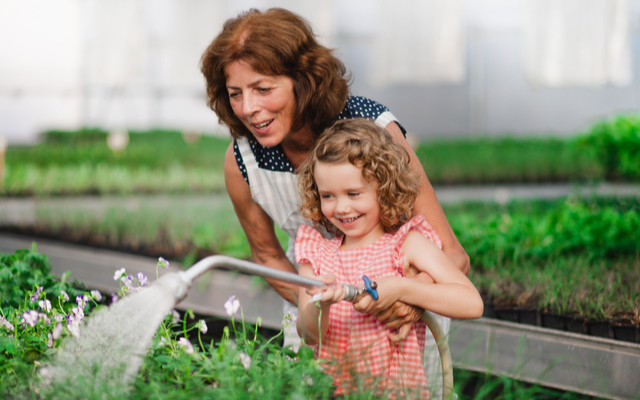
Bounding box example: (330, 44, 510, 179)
(306, 274, 345, 305)
(352, 277, 402, 316)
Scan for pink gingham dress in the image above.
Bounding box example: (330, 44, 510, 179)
(295, 215, 441, 399)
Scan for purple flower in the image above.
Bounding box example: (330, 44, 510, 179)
(90, 290, 102, 301)
(38, 299, 52, 313)
(111, 293, 120, 304)
(76, 295, 89, 309)
(178, 337, 194, 354)
(47, 333, 53, 348)
(22, 310, 38, 327)
(0, 316, 14, 331)
(113, 268, 126, 280)
(137, 272, 148, 286)
(121, 275, 134, 290)
(30, 286, 43, 303)
(224, 295, 240, 316)
(157, 257, 170, 269)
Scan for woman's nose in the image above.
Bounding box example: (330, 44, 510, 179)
(242, 92, 260, 116)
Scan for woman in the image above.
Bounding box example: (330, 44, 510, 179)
(200, 7, 469, 395)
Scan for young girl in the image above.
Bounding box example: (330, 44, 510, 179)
(295, 119, 484, 399)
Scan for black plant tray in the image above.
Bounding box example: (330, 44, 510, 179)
(483, 304, 640, 343)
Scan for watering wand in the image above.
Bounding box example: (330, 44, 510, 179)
(156, 255, 454, 399)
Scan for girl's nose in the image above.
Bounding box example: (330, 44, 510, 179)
(336, 198, 351, 214)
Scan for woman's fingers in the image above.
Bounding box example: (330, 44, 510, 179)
(387, 323, 413, 343)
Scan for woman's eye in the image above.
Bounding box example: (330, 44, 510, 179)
(229, 92, 240, 99)
(257, 88, 271, 94)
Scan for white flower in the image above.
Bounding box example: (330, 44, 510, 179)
(30, 286, 43, 303)
(157, 257, 170, 269)
(224, 295, 240, 316)
(22, 310, 38, 327)
(197, 319, 208, 334)
(38, 313, 51, 325)
(239, 352, 251, 369)
(68, 307, 84, 324)
(282, 310, 297, 328)
(0, 316, 14, 331)
(178, 337, 194, 354)
(47, 333, 53, 348)
(90, 290, 102, 301)
(59, 290, 69, 302)
(52, 323, 63, 339)
(158, 337, 167, 347)
(301, 373, 314, 386)
(114, 268, 126, 280)
(53, 313, 64, 322)
(137, 272, 149, 286)
(38, 299, 52, 313)
(67, 321, 81, 338)
(171, 310, 180, 324)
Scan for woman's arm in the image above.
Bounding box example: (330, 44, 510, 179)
(296, 265, 344, 345)
(224, 143, 300, 306)
(355, 231, 484, 319)
(385, 122, 470, 275)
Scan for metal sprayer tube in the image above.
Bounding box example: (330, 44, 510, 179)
(181, 255, 329, 289)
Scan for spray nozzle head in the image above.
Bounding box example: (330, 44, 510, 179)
(155, 272, 191, 302)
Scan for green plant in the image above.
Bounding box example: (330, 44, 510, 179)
(576, 114, 640, 180)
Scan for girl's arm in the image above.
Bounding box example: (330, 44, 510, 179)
(296, 264, 345, 346)
(354, 231, 484, 320)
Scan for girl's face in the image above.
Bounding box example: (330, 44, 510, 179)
(225, 60, 297, 148)
(314, 161, 385, 249)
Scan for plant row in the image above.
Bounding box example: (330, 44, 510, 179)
(2, 196, 638, 323)
(3, 113, 640, 195)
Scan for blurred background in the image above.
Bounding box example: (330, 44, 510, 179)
(2, 0, 640, 143)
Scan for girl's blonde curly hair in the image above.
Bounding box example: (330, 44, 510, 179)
(298, 119, 421, 235)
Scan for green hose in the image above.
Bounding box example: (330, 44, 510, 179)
(421, 311, 454, 400)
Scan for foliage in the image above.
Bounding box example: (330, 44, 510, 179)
(416, 136, 600, 184)
(3, 129, 229, 196)
(576, 114, 640, 180)
(451, 197, 640, 269)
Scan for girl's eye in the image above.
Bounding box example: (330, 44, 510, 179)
(348, 192, 359, 197)
(320, 194, 332, 199)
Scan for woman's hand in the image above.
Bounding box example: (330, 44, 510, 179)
(306, 274, 345, 306)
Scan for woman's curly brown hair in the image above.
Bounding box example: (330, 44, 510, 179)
(298, 119, 421, 235)
(200, 8, 350, 139)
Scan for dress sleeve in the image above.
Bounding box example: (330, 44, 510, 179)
(391, 215, 443, 275)
(295, 224, 325, 275)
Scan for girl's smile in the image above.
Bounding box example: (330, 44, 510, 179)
(314, 161, 385, 249)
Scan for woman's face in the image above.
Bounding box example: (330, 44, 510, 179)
(225, 60, 297, 148)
